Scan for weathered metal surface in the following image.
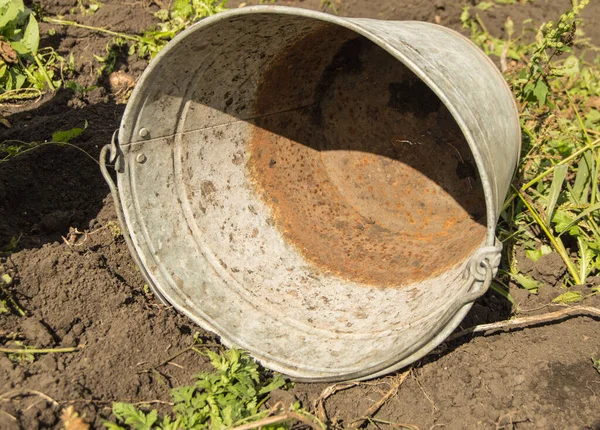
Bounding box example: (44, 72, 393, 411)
(103, 6, 520, 381)
(249, 29, 486, 286)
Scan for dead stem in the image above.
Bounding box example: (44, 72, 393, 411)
(230, 411, 322, 430)
(447, 306, 600, 342)
(350, 368, 412, 429)
(139, 342, 221, 374)
(412, 370, 438, 413)
(0, 346, 80, 354)
(0, 389, 60, 408)
(314, 381, 361, 423)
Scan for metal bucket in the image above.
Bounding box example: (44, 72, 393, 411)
(100, 5, 520, 382)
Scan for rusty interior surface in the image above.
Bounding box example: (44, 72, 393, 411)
(248, 26, 487, 287)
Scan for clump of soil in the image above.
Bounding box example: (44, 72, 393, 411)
(1, 0, 600, 429)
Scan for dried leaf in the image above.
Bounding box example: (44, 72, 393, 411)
(108, 71, 135, 94)
(61, 406, 90, 430)
(0, 39, 18, 64)
(0, 114, 10, 128)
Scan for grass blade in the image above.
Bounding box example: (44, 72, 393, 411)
(546, 164, 568, 226)
(557, 202, 600, 237)
(514, 186, 582, 284)
(572, 150, 593, 204)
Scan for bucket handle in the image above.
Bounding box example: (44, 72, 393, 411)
(100, 132, 168, 304)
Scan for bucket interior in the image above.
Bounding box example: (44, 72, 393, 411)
(247, 27, 487, 287)
(167, 17, 488, 288)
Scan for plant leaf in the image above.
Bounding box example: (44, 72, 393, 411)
(546, 164, 568, 226)
(23, 13, 39, 55)
(525, 244, 553, 263)
(556, 202, 600, 237)
(509, 273, 541, 294)
(0, 0, 25, 28)
(476, 1, 494, 10)
(552, 291, 583, 304)
(572, 150, 593, 204)
(552, 209, 580, 236)
(52, 120, 88, 143)
(532, 80, 549, 106)
(578, 237, 596, 282)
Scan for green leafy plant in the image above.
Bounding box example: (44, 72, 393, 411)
(0, 0, 69, 99)
(71, 0, 102, 15)
(6, 340, 35, 363)
(0, 121, 90, 163)
(65, 80, 98, 97)
(0, 272, 25, 316)
(46, 0, 228, 70)
(593, 355, 600, 374)
(465, 1, 600, 296)
(104, 348, 323, 430)
(320, 0, 339, 14)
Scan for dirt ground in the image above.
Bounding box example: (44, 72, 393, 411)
(1, 0, 600, 429)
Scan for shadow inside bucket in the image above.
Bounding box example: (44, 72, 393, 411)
(242, 27, 487, 287)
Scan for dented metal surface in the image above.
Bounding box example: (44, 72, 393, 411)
(102, 6, 520, 381)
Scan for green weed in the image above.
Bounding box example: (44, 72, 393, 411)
(65, 80, 98, 97)
(6, 340, 35, 363)
(0, 0, 70, 99)
(46, 0, 228, 71)
(320, 0, 339, 14)
(0, 272, 25, 316)
(593, 355, 600, 374)
(104, 348, 323, 430)
(0, 121, 91, 163)
(464, 1, 600, 294)
(71, 0, 102, 15)
(106, 221, 123, 240)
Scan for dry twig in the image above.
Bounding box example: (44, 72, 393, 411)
(0, 389, 60, 408)
(314, 381, 361, 423)
(447, 306, 600, 342)
(230, 411, 321, 430)
(0, 346, 80, 354)
(350, 369, 412, 429)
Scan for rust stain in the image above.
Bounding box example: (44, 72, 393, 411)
(247, 27, 487, 288)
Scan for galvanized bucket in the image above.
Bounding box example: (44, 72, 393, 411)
(100, 5, 520, 382)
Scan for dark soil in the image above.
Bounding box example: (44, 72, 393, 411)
(1, 0, 599, 429)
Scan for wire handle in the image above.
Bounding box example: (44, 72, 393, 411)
(100, 133, 168, 304)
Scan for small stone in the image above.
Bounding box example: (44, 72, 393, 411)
(514, 373, 526, 386)
(36, 354, 57, 373)
(71, 322, 85, 336)
(61, 332, 77, 347)
(21, 318, 54, 347)
(434, 0, 445, 9)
